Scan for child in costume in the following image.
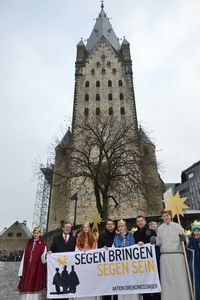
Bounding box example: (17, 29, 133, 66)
(188, 221, 200, 300)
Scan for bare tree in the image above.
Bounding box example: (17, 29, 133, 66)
(69, 115, 144, 219)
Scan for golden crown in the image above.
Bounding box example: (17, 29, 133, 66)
(118, 219, 126, 226)
(33, 226, 42, 233)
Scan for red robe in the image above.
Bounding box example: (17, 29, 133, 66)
(18, 238, 46, 293)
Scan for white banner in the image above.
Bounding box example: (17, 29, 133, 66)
(47, 244, 161, 298)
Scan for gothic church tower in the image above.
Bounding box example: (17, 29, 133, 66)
(47, 4, 164, 231)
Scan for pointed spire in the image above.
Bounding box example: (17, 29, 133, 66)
(60, 127, 72, 146)
(138, 126, 153, 144)
(86, 3, 120, 52)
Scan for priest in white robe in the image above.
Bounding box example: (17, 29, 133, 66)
(150, 210, 190, 300)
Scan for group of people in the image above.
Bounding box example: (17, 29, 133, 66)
(18, 210, 200, 300)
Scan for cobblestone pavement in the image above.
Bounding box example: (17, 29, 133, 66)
(0, 262, 47, 300)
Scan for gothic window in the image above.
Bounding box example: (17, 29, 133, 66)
(96, 94, 100, 101)
(85, 94, 89, 101)
(91, 68, 95, 74)
(102, 68, 106, 74)
(108, 80, 112, 87)
(119, 93, 124, 100)
(96, 61, 100, 67)
(119, 80, 123, 86)
(108, 93, 112, 101)
(85, 81, 89, 87)
(84, 108, 89, 116)
(107, 61, 111, 66)
(120, 107, 125, 115)
(102, 54, 106, 60)
(96, 80, 100, 87)
(109, 107, 113, 115)
(96, 107, 100, 116)
(112, 68, 116, 74)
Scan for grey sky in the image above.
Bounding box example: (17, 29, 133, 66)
(0, 0, 199, 230)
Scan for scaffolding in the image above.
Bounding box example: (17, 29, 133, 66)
(32, 164, 53, 233)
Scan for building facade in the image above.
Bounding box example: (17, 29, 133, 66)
(0, 221, 32, 260)
(176, 160, 200, 210)
(47, 4, 164, 231)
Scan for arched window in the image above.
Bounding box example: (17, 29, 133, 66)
(109, 107, 113, 115)
(96, 107, 100, 116)
(85, 81, 89, 87)
(84, 108, 89, 116)
(108, 80, 112, 87)
(96, 61, 100, 67)
(91, 68, 95, 74)
(107, 61, 111, 66)
(85, 94, 89, 101)
(119, 93, 124, 100)
(108, 93, 112, 101)
(118, 80, 123, 86)
(102, 68, 106, 74)
(120, 107, 125, 115)
(96, 94, 100, 101)
(101, 54, 106, 60)
(112, 68, 116, 74)
(96, 80, 100, 87)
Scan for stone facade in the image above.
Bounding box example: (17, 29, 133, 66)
(47, 5, 164, 231)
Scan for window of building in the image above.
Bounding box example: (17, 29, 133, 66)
(109, 107, 113, 115)
(17, 233, 22, 237)
(107, 61, 111, 66)
(85, 94, 89, 101)
(144, 146, 149, 155)
(112, 68, 116, 74)
(188, 172, 194, 179)
(96, 94, 100, 101)
(96, 61, 100, 67)
(108, 93, 112, 101)
(119, 93, 124, 100)
(96, 80, 100, 87)
(85, 81, 89, 87)
(102, 68, 106, 74)
(96, 107, 100, 116)
(8, 233, 13, 237)
(84, 108, 89, 116)
(119, 80, 123, 86)
(108, 80, 112, 87)
(120, 107, 125, 115)
(91, 68, 95, 74)
(101, 54, 106, 60)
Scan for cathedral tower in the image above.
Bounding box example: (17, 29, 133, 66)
(47, 4, 164, 231)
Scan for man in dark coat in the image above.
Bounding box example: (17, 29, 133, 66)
(98, 219, 117, 300)
(98, 219, 116, 249)
(49, 222, 76, 300)
(134, 216, 159, 300)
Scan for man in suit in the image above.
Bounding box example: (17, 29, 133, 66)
(49, 222, 76, 300)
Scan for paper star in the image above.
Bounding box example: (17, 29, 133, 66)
(164, 192, 189, 217)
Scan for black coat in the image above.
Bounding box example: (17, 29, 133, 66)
(50, 233, 76, 253)
(98, 230, 116, 248)
(134, 226, 156, 244)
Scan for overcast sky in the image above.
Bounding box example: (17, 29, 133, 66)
(0, 0, 199, 231)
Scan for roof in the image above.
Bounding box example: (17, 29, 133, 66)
(86, 6, 121, 52)
(77, 40, 85, 47)
(60, 127, 72, 146)
(122, 38, 130, 45)
(0, 221, 32, 238)
(138, 127, 153, 144)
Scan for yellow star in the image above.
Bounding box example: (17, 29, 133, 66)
(131, 227, 138, 233)
(164, 192, 189, 218)
(92, 213, 102, 232)
(57, 256, 67, 267)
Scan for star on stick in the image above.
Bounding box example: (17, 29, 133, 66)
(92, 213, 101, 232)
(164, 192, 189, 218)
